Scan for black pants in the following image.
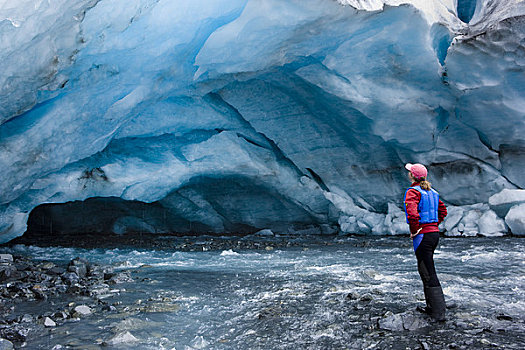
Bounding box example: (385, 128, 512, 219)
(415, 231, 441, 288)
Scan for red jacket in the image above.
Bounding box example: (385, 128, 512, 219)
(404, 182, 447, 235)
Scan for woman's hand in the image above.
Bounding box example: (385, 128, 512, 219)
(410, 228, 422, 239)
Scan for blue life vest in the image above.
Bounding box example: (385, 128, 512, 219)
(404, 185, 440, 252)
(404, 185, 440, 224)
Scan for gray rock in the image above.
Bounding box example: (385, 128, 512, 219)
(39, 261, 55, 270)
(402, 312, 429, 331)
(378, 313, 404, 331)
(48, 267, 66, 275)
(67, 283, 86, 294)
(13, 262, 30, 271)
(55, 284, 68, 293)
(88, 284, 110, 297)
(31, 285, 47, 300)
(0, 266, 16, 282)
(254, 229, 274, 236)
(87, 265, 109, 280)
(0, 327, 28, 343)
(20, 314, 33, 323)
(44, 317, 56, 327)
(346, 292, 360, 300)
(102, 305, 117, 312)
(107, 272, 133, 284)
(68, 258, 88, 278)
(378, 311, 429, 331)
(0, 338, 13, 350)
(359, 294, 373, 302)
(104, 331, 138, 345)
(61, 272, 79, 285)
(67, 265, 87, 278)
(53, 311, 68, 320)
(0, 255, 13, 263)
(69, 257, 89, 267)
(73, 305, 92, 317)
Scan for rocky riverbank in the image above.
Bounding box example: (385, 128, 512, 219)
(0, 253, 133, 348)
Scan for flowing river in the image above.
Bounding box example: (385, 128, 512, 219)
(1, 236, 524, 349)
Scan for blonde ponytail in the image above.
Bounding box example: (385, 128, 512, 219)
(419, 180, 432, 190)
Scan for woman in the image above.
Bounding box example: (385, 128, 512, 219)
(403, 163, 447, 321)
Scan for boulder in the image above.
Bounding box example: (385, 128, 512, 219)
(478, 210, 506, 237)
(444, 204, 509, 236)
(489, 189, 525, 217)
(505, 204, 525, 236)
(0, 339, 13, 350)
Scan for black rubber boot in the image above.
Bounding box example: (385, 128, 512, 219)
(416, 286, 432, 314)
(427, 286, 446, 321)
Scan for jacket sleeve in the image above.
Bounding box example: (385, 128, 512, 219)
(404, 189, 421, 234)
(438, 199, 447, 224)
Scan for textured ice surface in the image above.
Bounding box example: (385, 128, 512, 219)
(505, 204, 525, 236)
(0, 0, 524, 242)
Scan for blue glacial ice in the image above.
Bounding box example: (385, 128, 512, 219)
(0, 0, 524, 242)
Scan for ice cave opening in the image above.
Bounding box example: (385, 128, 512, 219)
(0, 0, 524, 243)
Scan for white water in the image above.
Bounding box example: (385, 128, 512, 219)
(3, 236, 524, 349)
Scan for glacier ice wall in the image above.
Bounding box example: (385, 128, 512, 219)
(0, 0, 524, 242)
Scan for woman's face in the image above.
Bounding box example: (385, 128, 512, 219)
(408, 172, 415, 182)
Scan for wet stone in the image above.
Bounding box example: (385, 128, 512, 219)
(107, 271, 133, 285)
(39, 261, 55, 270)
(0, 339, 13, 350)
(0, 266, 17, 282)
(359, 294, 373, 302)
(378, 311, 429, 331)
(87, 265, 112, 280)
(104, 331, 139, 345)
(102, 305, 117, 312)
(61, 272, 79, 285)
(72, 305, 92, 317)
(67, 265, 86, 278)
(0, 255, 13, 263)
(13, 262, 30, 271)
(20, 314, 33, 323)
(67, 258, 88, 278)
(31, 285, 47, 300)
(0, 326, 28, 343)
(67, 283, 86, 294)
(0, 253, 135, 348)
(53, 311, 68, 320)
(44, 317, 56, 327)
(48, 267, 65, 275)
(346, 292, 360, 300)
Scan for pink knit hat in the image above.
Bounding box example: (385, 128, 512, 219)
(405, 163, 428, 179)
